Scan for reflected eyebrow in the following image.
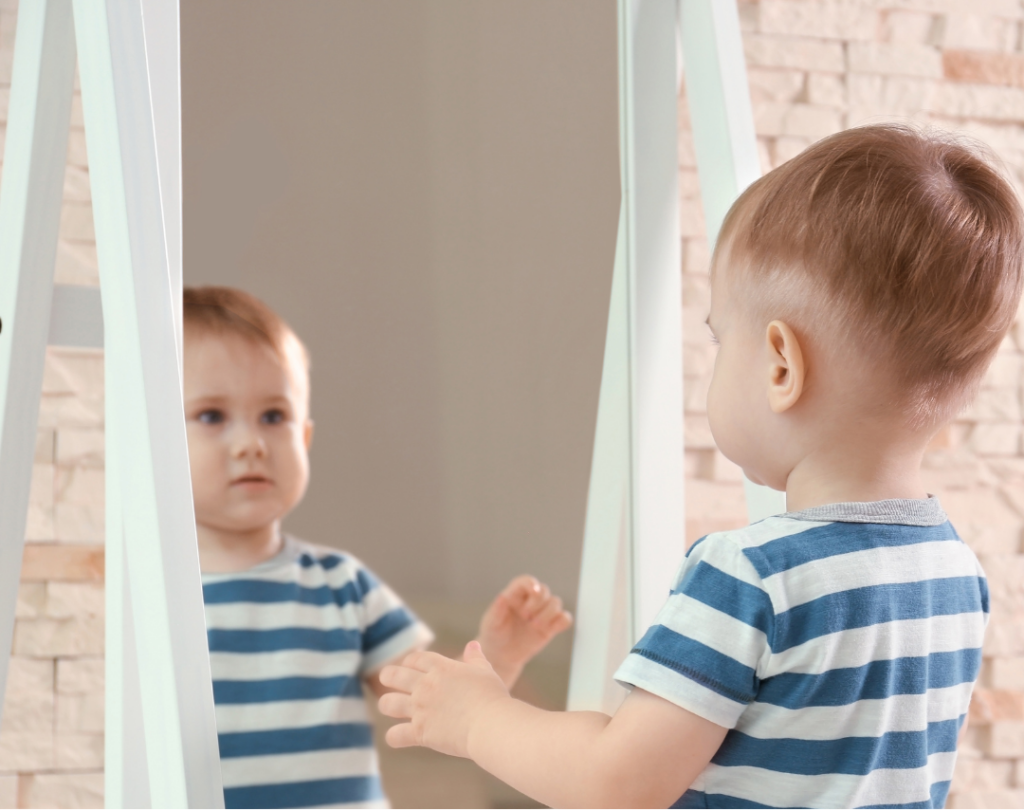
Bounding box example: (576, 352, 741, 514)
(705, 316, 715, 332)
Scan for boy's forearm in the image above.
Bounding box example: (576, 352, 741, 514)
(466, 698, 631, 808)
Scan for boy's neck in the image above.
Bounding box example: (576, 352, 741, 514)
(782, 433, 929, 514)
(197, 521, 285, 574)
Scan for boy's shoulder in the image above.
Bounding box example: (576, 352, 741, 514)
(689, 497, 976, 583)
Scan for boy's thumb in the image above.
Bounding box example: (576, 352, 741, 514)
(464, 640, 490, 667)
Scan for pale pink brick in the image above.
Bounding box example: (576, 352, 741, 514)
(58, 202, 94, 243)
(66, 129, 88, 168)
(747, 67, 806, 104)
(952, 754, 1014, 791)
(56, 692, 104, 734)
(0, 776, 16, 809)
(942, 487, 1022, 553)
(969, 423, 1021, 457)
(744, 34, 846, 72)
(54, 466, 104, 543)
(55, 428, 104, 468)
(985, 353, 1021, 388)
(34, 430, 53, 465)
(45, 583, 104, 619)
(15, 584, 46, 619)
(947, 789, 1024, 809)
(985, 612, 1024, 657)
(773, 135, 811, 165)
(0, 731, 54, 771)
(931, 82, 1024, 122)
(680, 197, 706, 239)
(679, 169, 700, 198)
(0, 659, 54, 734)
(782, 103, 843, 138)
(941, 13, 1019, 51)
(991, 657, 1024, 691)
(848, 42, 943, 78)
(759, 1, 879, 41)
(63, 165, 91, 203)
(20, 772, 103, 810)
(53, 239, 99, 287)
(882, 10, 941, 44)
(57, 658, 103, 695)
(682, 240, 712, 277)
(754, 101, 788, 136)
(989, 723, 1024, 757)
(13, 616, 104, 658)
(807, 73, 845, 108)
(54, 733, 103, 769)
(25, 464, 54, 542)
(965, 388, 1022, 422)
(42, 349, 104, 399)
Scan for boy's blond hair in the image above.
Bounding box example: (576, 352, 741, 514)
(719, 124, 1024, 424)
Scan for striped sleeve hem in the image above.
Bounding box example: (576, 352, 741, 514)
(360, 621, 434, 675)
(614, 650, 746, 729)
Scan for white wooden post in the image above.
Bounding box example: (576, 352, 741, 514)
(568, 0, 682, 714)
(73, 1, 223, 806)
(0, 0, 77, 726)
(679, 0, 785, 521)
(569, 0, 785, 713)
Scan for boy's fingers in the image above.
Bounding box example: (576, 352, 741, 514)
(378, 664, 421, 694)
(401, 649, 448, 673)
(385, 722, 419, 749)
(521, 582, 552, 619)
(377, 691, 413, 720)
(501, 575, 539, 609)
(530, 596, 564, 628)
(548, 609, 573, 635)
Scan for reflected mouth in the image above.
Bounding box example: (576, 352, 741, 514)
(231, 475, 273, 487)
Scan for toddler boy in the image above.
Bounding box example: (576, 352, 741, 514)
(376, 124, 1021, 808)
(183, 286, 572, 808)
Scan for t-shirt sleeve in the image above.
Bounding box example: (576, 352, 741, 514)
(613, 533, 774, 729)
(346, 560, 435, 675)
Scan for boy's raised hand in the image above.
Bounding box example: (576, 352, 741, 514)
(379, 641, 507, 759)
(476, 575, 573, 687)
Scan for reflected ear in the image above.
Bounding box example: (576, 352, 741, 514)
(304, 419, 315, 450)
(765, 320, 805, 414)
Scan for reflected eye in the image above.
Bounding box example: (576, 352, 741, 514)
(198, 409, 225, 425)
(261, 409, 286, 425)
(709, 332, 720, 347)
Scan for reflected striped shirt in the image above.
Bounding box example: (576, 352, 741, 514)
(614, 497, 988, 809)
(203, 537, 433, 809)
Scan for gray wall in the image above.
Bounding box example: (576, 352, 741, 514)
(181, 0, 619, 608)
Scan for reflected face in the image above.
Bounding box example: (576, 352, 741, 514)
(184, 331, 313, 535)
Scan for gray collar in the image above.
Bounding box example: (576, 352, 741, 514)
(782, 496, 947, 527)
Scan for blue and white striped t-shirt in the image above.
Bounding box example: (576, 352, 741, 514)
(614, 497, 988, 809)
(202, 536, 433, 809)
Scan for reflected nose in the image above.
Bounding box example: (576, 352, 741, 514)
(229, 421, 268, 459)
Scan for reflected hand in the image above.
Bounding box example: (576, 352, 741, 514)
(379, 642, 510, 758)
(477, 575, 573, 687)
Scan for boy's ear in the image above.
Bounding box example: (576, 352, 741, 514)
(765, 320, 805, 414)
(304, 419, 315, 450)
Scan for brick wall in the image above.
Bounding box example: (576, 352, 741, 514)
(681, 1, 1024, 807)
(0, 0, 105, 806)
